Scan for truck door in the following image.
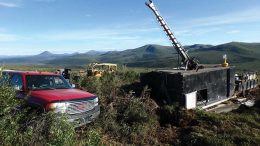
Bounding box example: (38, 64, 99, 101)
(10, 74, 25, 99)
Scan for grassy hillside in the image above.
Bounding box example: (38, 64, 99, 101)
(191, 42, 260, 71)
(1, 42, 260, 70)
(98, 45, 181, 68)
(0, 51, 70, 65)
(47, 42, 260, 70)
(99, 45, 174, 62)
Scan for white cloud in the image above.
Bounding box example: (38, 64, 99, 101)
(159, 8, 260, 38)
(174, 27, 221, 38)
(185, 7, 260, 28)
(0, 33, 19, 42)
(37, 28, 159, 42)
(34, 0, 56, 2)
(85, 14, 92, 17)
(0, 27, 6, 32)
(136, 27, 160, 32)
(226, 30, 240, 34)
(175, 30, 193, 36)
(0, 2, 19, 7)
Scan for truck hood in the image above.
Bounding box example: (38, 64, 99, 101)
(30, 89, 96, 103)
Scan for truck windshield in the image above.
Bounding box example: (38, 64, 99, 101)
(26, 75, 71, 90)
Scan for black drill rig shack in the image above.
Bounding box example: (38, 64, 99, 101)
(141, 0, 257, 109)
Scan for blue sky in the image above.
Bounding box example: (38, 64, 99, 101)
(0, 0, 260, 55)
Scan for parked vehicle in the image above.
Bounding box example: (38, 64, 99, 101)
(87, 63, 117, 77)
(1, 70, 100, 127)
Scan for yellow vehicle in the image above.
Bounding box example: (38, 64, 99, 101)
(87, 63, 117, 77)
(0, 67, 2, 77)
(0, 65, 4, 76)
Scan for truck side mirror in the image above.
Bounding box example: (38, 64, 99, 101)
(71, 84, 76, 88)
(14, 85, 23, 91)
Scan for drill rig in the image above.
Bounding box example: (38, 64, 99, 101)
(145, 0, 199, 70)
(143, 1, 257, 110)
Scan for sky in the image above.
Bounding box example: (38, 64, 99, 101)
(0, 0, 260, 55)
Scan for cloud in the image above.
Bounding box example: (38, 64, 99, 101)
(175, 30, 192, 36)
(85, 14, 92, 17)
(0, 27, 6, 32)
(185, 7, 260, 28)
(226, 30, 240, 34)
(0, 33, 19, 42)
(160, 7, 260, 38)
(46, 32, 140, 41)
(136, 27, 160, 32)
(34, 0, 57, 2)
(173, 27, 221, 38)
(38, 28, 159, 42)
(0, 2, 19, 7)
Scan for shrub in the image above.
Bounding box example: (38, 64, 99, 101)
(0, 85, 22, 145)
(120, 98, 150, 125)
(117, 70, 140, 84)
(159, 104, 195, 127)
(80, 76, 102, 94)
(85, 129, 101, 146)
(99, 73, 121, 102)
(0, 85, 77, 146)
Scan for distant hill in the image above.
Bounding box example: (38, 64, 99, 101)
(46, 50, 105, 65)
(0, 56, 12, 59)
(0, 51, 72, 64)
(86, 50, 106, 56)
(47, 42, 260, 70)
(184, 44, 213, 51)
(38, 51, 53, 57)
(190, 42, 260, 70)
(1, 42, 260, 70)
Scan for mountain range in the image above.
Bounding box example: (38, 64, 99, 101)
(1, 42, 260, 70)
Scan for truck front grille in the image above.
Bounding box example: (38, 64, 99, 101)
(67, 98, 95, 115)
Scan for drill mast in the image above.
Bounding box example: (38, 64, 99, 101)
(145, 0, 198, 70)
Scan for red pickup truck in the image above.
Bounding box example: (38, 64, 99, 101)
(1, 70, 100, 127)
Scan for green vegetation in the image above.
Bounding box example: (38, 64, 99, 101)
(1, 68, 260, 145)
(2, 64, 85, 72)
(2, 42, 260, 71)
(76, 70, 260, 145)
(45, 42, 260, 71)
(0, 85, 77, 146)
(191, 42, 260, 71)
